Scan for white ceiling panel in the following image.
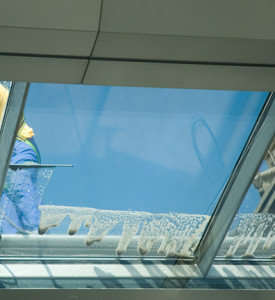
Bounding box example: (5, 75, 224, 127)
(83, 60, 275, 91)
(101, 0, 275, 40)
(0, 55, 88, 84)
(93, 32, 275, 65)
(0, 0, 101, 31)
(0, 27, 96, 56)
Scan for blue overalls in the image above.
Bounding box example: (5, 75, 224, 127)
(0, 137, 41, 234)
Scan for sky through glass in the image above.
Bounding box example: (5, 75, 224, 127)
(24, 84, 267, 216)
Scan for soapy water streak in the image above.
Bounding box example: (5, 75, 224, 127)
(39, 205, 210, 257)
(225, 214, 275, 258)
(0, 168, 54, 232)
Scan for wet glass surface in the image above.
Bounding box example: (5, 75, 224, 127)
(0, 84, 268, 258)
(217, 138, 275, 259)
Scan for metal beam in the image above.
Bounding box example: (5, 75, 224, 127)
(0, 288, 275, 300)
(195, 93, 275, 276)
(0, 82, 29, 203)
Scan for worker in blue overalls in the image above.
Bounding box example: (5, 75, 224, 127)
(0, 84, 41, 234)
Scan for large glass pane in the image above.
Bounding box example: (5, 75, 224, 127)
(217, 137, 275, 259)
(0, 84, 268, 259)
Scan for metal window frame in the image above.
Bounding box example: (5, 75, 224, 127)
(194, 92, 275, 276)
(0, 82, 29, 204)
(0, 289, 275, 300)
(0, 83, 274, 287)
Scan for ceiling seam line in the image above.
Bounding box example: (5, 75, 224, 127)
(0, 52, 90, 60)
(0, 25, 99, 33)
(90, 30, 275, 42)
(90, 57, 275, 68)
(81, 0, 104, 84)
(1, 52, 275, 69)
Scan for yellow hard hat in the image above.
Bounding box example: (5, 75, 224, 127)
(0, 84, 34, 139)
(0, 84, 9, 118)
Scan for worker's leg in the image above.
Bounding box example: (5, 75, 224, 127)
(13, 169, 41, 232)
(0, 192, 21, 234)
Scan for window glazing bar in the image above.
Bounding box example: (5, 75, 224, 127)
(195, 93, 275, 276)
(0, 82, 29, 202)
(1, 288, 275, 299)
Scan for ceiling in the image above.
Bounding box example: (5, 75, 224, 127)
(0, 0, 275, 90)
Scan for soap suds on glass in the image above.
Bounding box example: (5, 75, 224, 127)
(38, 205, 210, 257)
(224, 214, 275, 258)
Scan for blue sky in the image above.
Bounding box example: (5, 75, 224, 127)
(24, 84, 268, 215)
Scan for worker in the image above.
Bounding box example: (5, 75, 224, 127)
(0, 84, 41, 234)
(0, 83, 9, 125)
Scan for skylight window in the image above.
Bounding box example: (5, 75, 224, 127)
(0, 82, 274, 289)
(0, 83, 269, 257)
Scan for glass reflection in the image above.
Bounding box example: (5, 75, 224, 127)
(218, 137, 275, 259)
